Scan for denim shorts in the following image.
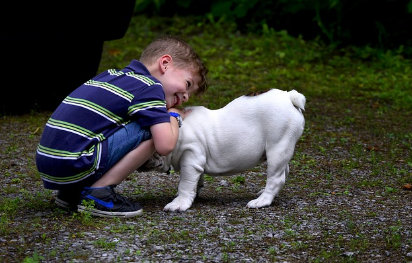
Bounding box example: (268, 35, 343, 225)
(95, 121, 152, 178)
(58, 122, 151, 191)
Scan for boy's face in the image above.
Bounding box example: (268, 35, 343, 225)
(160, 65, 201, 109)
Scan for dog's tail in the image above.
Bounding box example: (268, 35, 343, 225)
(288, 90, 306, 112)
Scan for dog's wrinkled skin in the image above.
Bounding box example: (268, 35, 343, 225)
(145, 89, 306, 212)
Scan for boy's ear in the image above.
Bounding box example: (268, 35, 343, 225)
(160, 55, 172, 73)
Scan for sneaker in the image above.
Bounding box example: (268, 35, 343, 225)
(77, 186, 143, 218)
(55, 190, 81, 210)
(137, 152, 165, 172)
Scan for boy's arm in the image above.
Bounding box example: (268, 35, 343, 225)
(149, 115, 180, 156)
(149, 108, 192, 156)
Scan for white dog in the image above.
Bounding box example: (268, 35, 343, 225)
(144, 89, 306, 212)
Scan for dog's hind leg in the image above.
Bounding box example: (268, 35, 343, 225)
(255, 164, 289, 197)
(247, 145, 293, 208)
(247, 169, 286, 208)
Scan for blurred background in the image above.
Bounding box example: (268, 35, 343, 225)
(1, 0, 411, 114)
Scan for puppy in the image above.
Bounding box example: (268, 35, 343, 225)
(145, 89, 306, 212)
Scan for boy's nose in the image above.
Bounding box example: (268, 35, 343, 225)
(182, 93, 189, 102)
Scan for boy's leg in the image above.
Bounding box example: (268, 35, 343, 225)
(92, 139, 155, 187)
(78, 122, 156, 218)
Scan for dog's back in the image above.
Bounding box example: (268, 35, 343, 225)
(219, 89, 305, 134)
(240, 88, 305, 112)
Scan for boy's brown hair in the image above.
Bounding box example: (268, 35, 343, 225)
(140, 35, 208, 96)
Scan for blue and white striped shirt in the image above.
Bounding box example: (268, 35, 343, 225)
(36, 60, 170, 189)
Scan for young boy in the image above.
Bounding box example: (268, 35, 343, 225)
(35, 36, 208, 218)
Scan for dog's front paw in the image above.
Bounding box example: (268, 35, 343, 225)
(163, 197, 192, 212)
(247, 193, 274, 208)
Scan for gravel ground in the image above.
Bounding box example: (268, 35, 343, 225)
(1, 99, 412, 262)
(2, 167, 412, 263)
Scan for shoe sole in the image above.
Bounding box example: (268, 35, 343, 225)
(55, 197, 80, 211)
(55, 197, 70, 209)
(77, 205, 143, 218)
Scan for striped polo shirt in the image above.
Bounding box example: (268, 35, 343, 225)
(36, 60, 170, 189)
